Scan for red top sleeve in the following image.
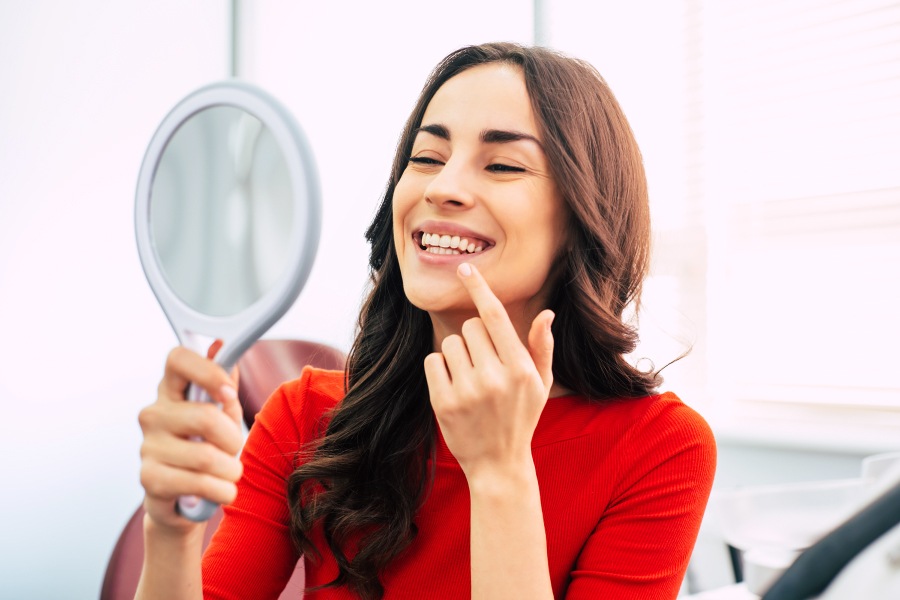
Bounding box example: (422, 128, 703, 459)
(564, 395, 717, 599)
(201, 367, 340, 600)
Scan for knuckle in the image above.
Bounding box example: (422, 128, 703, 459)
(461, 318, 481, 336)
(434, 399, 459, 418)
(514, 372, 535, 390)
(194, 475, 214, 500)
(193, 403, 220, 434)
(480, 374, 505, 396)
(230, 459, 244, 482)
(198, 476, 231, 504)
(221, 432, 241, 456)
(223, 482, 238, 504)
(456, 382, 478, 404)
(193, 446, 217, 473)
(140, 464, 165, 498)
(481, 304, 504, 322)
(137, 406, 154, 430)
(165, 346, 186, 371)
(441, 334, 462, 353)
(510, 363, 532, 382)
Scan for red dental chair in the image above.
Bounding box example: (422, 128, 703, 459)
(100, 339, 346, 600)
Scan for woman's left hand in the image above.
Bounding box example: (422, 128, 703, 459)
(424, 262, 555, 482)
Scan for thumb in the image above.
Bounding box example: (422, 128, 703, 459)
(527, 309, 555, 393)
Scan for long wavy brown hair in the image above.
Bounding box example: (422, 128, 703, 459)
(286, 42, 661, 599)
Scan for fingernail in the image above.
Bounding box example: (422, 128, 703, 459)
(220, 384, 238, 401)
(458, 263, 472, 277)
(546, 312, 555, 331)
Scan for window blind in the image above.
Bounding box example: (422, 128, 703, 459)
(685, 0, 900, 444)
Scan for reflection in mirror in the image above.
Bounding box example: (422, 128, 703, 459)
(150, 106, 293, 317)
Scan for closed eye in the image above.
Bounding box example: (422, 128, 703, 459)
(408, 156, 444, 166)
(487, 163, 526, 173)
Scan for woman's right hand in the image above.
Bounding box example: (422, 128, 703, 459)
(137, 346, 244, 534)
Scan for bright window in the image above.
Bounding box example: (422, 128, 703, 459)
(547, 0, 900, 450)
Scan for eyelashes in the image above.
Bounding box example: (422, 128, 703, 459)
(486, 164, 525, 173)
(408, 156, 442, 166)
(407, 156, 526, 173)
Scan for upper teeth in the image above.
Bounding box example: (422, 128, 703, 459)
(421, 232, 485, 255)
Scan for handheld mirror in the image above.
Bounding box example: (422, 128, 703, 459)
(135, 81, 320, 521)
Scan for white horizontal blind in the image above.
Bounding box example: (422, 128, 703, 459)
(690, 0, 900, 442)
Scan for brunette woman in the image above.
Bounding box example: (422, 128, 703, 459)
(135, 42, 716, 600)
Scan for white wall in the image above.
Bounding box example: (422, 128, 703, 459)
(0, 3, 230, 598)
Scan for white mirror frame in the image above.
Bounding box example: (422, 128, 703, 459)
(135, 80, 321, 372)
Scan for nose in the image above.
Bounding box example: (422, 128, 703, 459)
(423, 157, 476, 210)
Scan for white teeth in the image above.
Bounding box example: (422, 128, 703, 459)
(419, 231, 487, 254)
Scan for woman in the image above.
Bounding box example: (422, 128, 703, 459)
(136, 42, 716, 600)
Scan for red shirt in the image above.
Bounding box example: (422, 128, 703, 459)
(203, 367, 716, 599)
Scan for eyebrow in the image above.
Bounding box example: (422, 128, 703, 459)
(414, 123, 543, 150)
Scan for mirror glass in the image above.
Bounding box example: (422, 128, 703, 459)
(150, 106, 293, 317)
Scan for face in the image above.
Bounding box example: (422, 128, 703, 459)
(392, 63, 569, 330)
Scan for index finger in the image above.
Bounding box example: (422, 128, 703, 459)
(456, 262, 527, 362)
(161, 346, 237, 407)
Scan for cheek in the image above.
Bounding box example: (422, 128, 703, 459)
(543, 194, 571, 258)
(509, 204, 567, 258)
(392, 176, 413, 246)
(393, 172, 420, 215)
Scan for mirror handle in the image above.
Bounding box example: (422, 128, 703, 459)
(175, 383, 221, 522)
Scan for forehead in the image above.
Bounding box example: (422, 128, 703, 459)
(420, 63, 539, 137)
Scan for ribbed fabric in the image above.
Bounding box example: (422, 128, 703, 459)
(203, 367, 716, 599)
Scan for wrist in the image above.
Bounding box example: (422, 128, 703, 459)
(466, 458, 540, 501)
(143, 511, 206, 547)
(137, 510, 206, 600)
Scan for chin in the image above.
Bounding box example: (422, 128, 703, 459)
(402, 281, 468, 314)
(405, 292, 470, 315)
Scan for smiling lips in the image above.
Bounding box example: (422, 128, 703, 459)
(418, 231, 489, 255)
